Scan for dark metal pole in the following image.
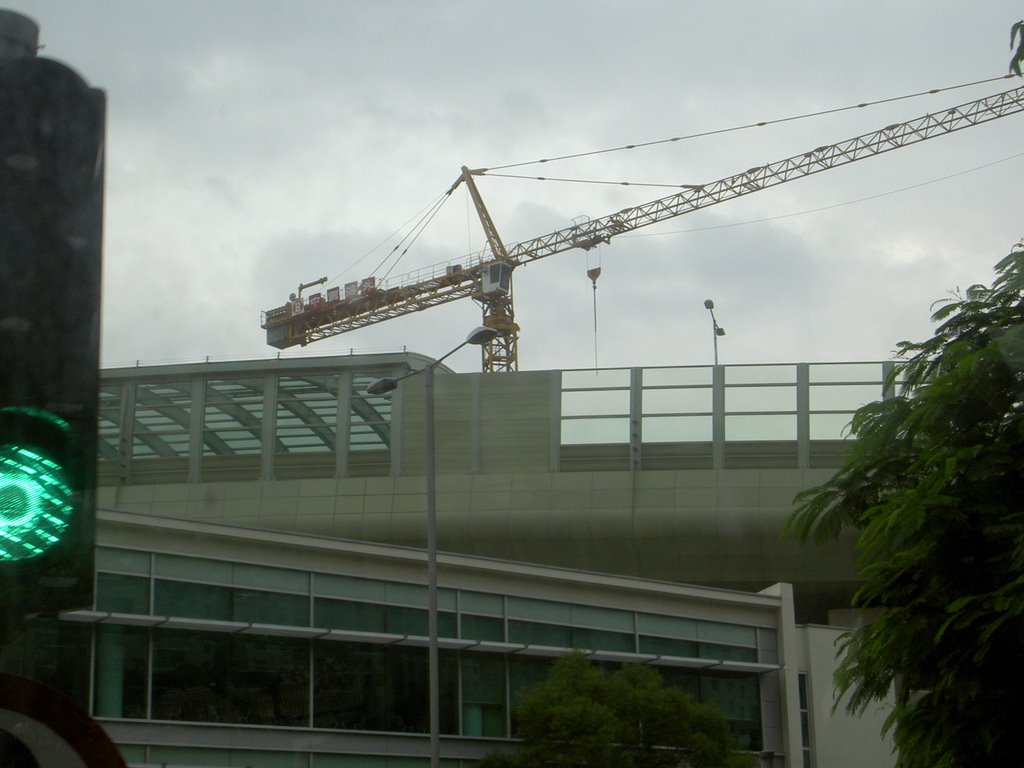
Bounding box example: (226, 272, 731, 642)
(425, 363, 440, 768)
(366, 328, 500, 768)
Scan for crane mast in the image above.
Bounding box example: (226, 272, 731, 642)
(261, 84, 1024, 371)
(459, 166, 519, 372)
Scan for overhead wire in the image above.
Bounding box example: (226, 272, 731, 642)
(352, 74, 1018, 281)
(482, 73, 1017, 173)
(482, 172, 693, 189)
(328, 188, 451, 285)
(369, 189, 452, 281)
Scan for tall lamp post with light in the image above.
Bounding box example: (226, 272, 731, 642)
(366, 325, 499, 768)
(703, 299, 725, 365)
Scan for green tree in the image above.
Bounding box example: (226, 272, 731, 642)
(477, 652, 753, 768)
(786, 244, 1024, 767)
(1011, 20, 1024, 75)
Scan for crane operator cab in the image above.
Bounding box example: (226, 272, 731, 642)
(481, 262, 512, 296)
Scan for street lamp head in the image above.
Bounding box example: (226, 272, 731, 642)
(366, 377, 399, 396)
(704, 299, 714, 310)
(465, 325, 500, 346)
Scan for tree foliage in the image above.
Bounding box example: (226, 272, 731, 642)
(477, 652, 753, 768)
(786, 244, 1024, 767)
(1011, 20, 1024, 75)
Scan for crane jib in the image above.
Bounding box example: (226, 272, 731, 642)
(506, 85, 1024, 266)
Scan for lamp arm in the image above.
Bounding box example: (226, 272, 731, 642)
(431, 339, 469, 370)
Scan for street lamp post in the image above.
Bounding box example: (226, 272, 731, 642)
(366, 325, 499, 768)
(703, 299, 726, 365)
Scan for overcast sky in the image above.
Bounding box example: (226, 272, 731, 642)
(10, 1, 1024, 372)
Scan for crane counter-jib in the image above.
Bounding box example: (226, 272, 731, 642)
(262, 83, 1024, 357)
(261, 259, 511, 350)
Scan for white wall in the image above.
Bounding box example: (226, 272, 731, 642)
(799, 625, 896, 768)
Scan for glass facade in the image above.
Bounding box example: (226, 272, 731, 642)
(98, 383, 124, 462)
(60, 545, 774, 748)
(101, 362, 404, 481)
(131, 381, 192, 459)
(348, 372, 393, 476)
(1, 618, 91, 710)
(275, 375, 339, 453)
(97, 358, 891, 481)
(203, 378, 264, 456)
(561, 361, 892, 471)
(152, 630, 309, 725)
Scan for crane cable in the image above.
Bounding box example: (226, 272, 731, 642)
(327, 188, 450, 287)
(375, 191, 452, 281)
(483, 73, 1017, 173)
(483, 112, 1024, 192)
(365, 189, 451, 282)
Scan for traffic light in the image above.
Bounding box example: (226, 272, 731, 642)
(0, 54, 104, 633)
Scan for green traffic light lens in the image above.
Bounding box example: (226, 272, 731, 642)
(0, 440, 74, 562)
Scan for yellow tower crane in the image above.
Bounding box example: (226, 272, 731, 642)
(261, 84, 1024, 371)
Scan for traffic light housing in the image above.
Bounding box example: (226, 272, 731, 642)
(0, 55, 104, 632)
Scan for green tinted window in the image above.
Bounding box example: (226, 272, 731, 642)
(97, 546, 150, 575)
(314, 573, 387, 601)
(152, 629, 309, 726)
(508, 620, 569, 647)
(1, 618, 91, 709)
(314, 598, 454, 637)
(154, 580, 308, 626)
(155, 553, 230, 583)
(461, 614, 504, 642)
(460, 591, 503, 616)
(639, 635, 698, 658)
(507, 597, 566, 623)
(313, 642, 457, 734)
(636, 613, 697, 640)
(696, 621, 757, 646)
(97, 572, 150, 614)
(232, 562, 308, 593)
(386, 606, 456, 637)
(233, 589, 309, 626)
(155, 580, 231, 620)
(698, 642, 759, 662)
(571, 627, 634, 652)
(462, 654, 506, 737)
(94, 625, 148, 718)
(387, 605, 426, 636)
(700, 673, 761, 749)
(316, 597, 386, 633)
